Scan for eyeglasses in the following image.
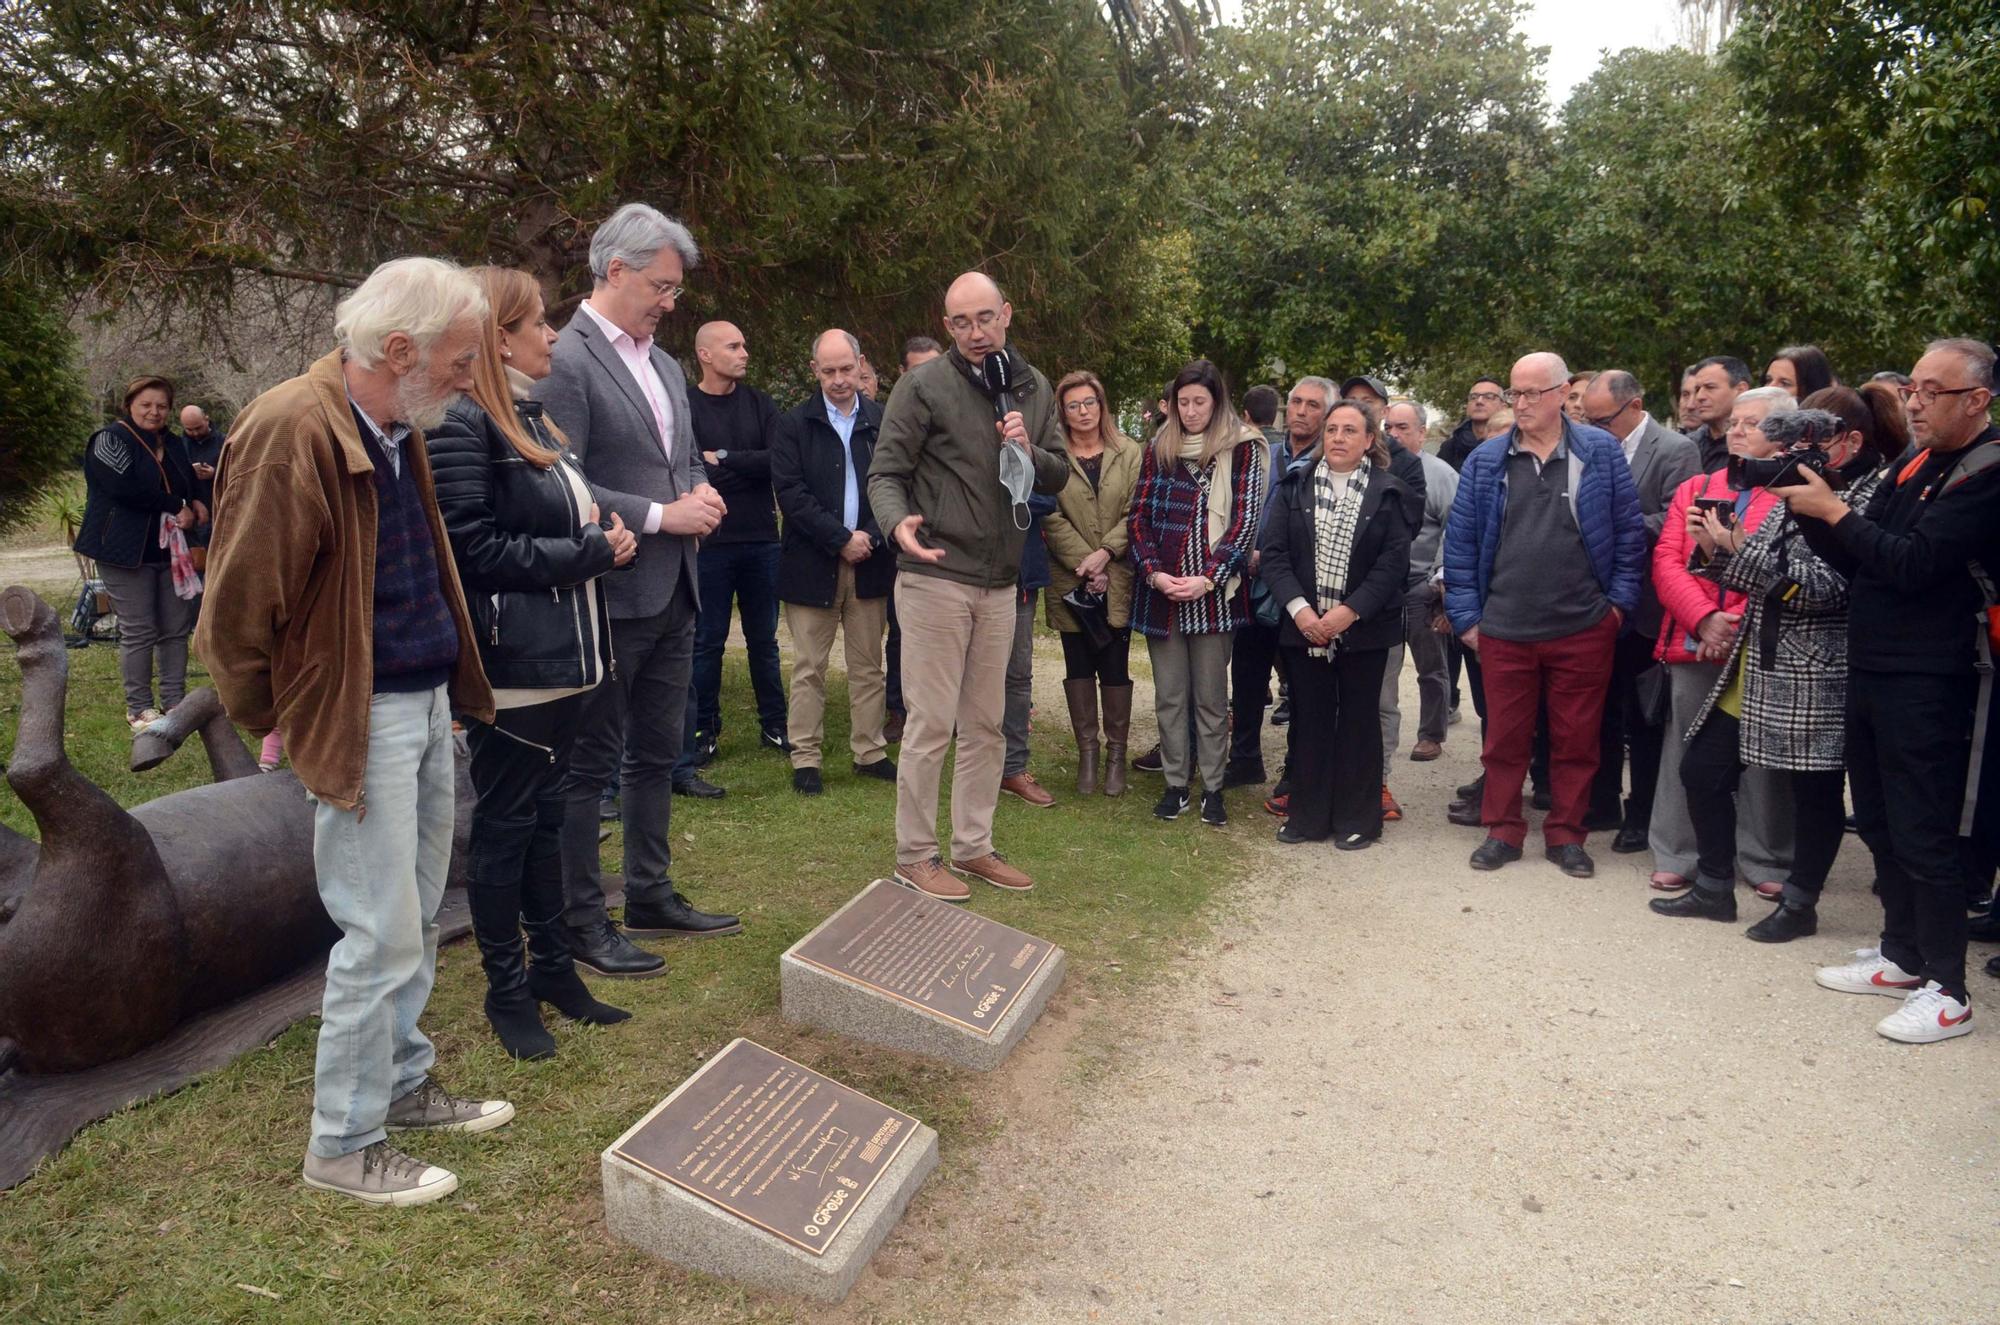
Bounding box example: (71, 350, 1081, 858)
(1586, 409, 1629, 429)
(1063, 399, 1101, 414)
(1466, 391, 1501, 404)
(1500, 385, 1562, 406)
(1899, 384, 1984, 407)
(946, 311, 1001, 334)
(638, 275, 683, 301)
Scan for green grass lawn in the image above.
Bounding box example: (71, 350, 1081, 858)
(0, 585, 1248, 1323)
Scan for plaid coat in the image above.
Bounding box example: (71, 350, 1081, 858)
(1128, 433, 1269, 638)
(1687, 470, 1883, 770)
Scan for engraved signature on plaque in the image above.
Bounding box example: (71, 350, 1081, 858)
(792, 879, 1054, 1035)
(612, 1040, 917, 1254)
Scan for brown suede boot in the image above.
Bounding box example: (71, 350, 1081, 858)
(1100, 682, 1134, 797)
(1065, 677, 1101, 795)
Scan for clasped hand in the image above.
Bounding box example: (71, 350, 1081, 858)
(587, 502, 638, 566)
(660, 484, 727, 537)
(1293, 602, 1356, 647)
(1152, 572, 1211, 602)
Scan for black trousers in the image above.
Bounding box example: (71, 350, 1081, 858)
(1850, 670, 1978, 997)
(1060, 627, 1132, 683)
(466, 692, 588, 928)
(1680, 709, 1846, 904)
(1593, 629, 1667, 830)
(1230, 617, 1284, 762)
(1281, 645, 1387, 841)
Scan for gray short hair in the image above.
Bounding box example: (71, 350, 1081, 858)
(589, 203, 701, 283)
(1736, 386, 1797, 414)
(1926, 337, 1997, 392)
(1386, 399, 1428, 430)
(1594, 369, 1643, 410)
(334, 257, 488, 370)
(1290, 375, 1337, 408)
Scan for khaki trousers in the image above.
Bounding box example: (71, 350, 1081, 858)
(784, 562, 889, 769)
(894, 571, 1014, 865)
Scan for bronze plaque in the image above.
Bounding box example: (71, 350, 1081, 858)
(612, 1039, 918, 1256)
(791, 879, 1055, 1035)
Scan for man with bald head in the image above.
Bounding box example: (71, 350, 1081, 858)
(1442, 350, 1645, 877)
(771, 330, 898, 795)
(678, 320, 788, 790)
(177, 404, 225, 557)
(867, 272, 1070, 899)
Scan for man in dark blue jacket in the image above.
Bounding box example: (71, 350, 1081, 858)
(1443, 351, 1646, 878)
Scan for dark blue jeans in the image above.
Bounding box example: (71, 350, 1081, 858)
(676, 542, 786, 777)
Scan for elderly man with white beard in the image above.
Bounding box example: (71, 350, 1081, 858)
(197, 256, 511, 1207)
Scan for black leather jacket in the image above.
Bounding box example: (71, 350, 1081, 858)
(424, 395, 617, 691)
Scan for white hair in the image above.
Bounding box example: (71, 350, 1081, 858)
(1387, 399, 1428, 429)
(1517, 350, 1570, 387)
(1736, 386, 1798, 413)
(590, 203, 701, 283)
(1290, 375, 1337, 408)
(334, 257, 488, 370)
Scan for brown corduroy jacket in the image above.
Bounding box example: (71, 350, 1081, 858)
(194, 351, 495, 811)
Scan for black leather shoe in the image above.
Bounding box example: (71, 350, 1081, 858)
(1967, 909, 2000, 942)
(1986, 952, 2000, 979)
(1446, 798, 1484, 827)
(793, 767, 823, 795)
(1612, 826, 1648, 854)
(692, 730, 718, 768)
(673, 775, 726, 799)
(1469, 837, 1521, 870)
(1649, 886, 1735, 920)
(1133, 744, 1164, 773)
(566, 921, 667, 978)
(852, 758, 897, 781)
(598, 792, 620, 822)
(1334, 832, 1374, 852)
(1270, 699, 1291, 726)
(623, 893, 743, 938)
(761, 726, 793, 753)
(1746, 901, 1816, 942)
(1456, 774, 1485, 801)
(1530, 787, 1552, 811)
(1221, 758, 1266, 790)
(1545, 844, 1595, 878)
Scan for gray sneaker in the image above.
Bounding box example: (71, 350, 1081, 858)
(383, 1078, 515, 1135)
(302, 1141, 458, 1207)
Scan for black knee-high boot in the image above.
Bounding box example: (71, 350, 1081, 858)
(523, 842, 630, 1025)
(469, 829, 557, 1060)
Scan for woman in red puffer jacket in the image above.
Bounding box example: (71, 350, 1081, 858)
(1647, 387, 1797, 895)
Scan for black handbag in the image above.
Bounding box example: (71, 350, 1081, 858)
(1062, 585, 1114, 650)
(1634, 661, 1672, 727)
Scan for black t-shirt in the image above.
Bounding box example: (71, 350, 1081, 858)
(685, 383, 780, 545)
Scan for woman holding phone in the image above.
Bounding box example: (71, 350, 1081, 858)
(1646, 387, 1795, 896)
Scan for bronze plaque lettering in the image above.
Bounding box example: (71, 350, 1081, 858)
(792, 879, 1055, 1035)
(612, 1039, 918, 1256)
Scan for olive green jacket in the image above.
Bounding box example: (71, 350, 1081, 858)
(866, 348, 1071, 589)
(1041, 429, 1143, 631)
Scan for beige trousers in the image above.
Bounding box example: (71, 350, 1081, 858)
(893, 571, 1014, 865)
(784, 563, 889, 769)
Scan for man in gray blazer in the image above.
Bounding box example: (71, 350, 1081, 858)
(537, 203, 742, 979)
(1583, 370, 1701, 853)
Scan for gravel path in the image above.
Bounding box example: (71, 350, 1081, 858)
(993, 682, 2000, 1324)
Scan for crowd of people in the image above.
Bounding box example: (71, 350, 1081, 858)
(67, 199, 2000, 1208)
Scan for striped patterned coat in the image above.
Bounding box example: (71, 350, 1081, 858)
(1128, 432, 1269, 638)
(1687, 469, 1883, 770)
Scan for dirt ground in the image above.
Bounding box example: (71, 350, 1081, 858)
(858, 662, 2000, 1324)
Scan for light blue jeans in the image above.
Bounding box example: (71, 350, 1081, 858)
(308, 684, 457, 1158)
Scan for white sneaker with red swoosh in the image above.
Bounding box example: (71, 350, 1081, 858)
(1814, 947, 1923, 997)
(1875, 982, 1973, 1044)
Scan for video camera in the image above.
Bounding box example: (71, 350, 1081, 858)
(1724, 408, 1846, 491)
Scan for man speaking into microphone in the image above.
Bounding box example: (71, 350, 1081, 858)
(867, 272, 1071, 900)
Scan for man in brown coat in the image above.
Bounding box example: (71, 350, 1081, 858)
(197, 257, 506, 1208)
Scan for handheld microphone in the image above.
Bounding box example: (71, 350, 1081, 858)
(981, 352, 1015, 423)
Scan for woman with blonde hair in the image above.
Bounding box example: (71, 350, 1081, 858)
(424, 267, 638, 1059)
(1042, 370, 1144, 795)
(1128, 358, 1270, 826)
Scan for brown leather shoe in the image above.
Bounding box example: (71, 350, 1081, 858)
(1000, 772, 1056, 808)
(894, 856, 970, 902)
(1410, 738, 1443, 762)
(951, 851, 1035, 892)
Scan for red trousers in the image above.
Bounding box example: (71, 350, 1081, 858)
(1476, 613, 1618, 847)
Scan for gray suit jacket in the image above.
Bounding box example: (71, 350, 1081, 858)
(1628, 414, 1702, 635)
(536, 307, 708, 620)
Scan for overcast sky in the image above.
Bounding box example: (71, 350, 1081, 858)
(1520, 0, 1687, 106)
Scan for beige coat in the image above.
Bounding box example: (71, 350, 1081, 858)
(1041, 429, 1143, 631)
